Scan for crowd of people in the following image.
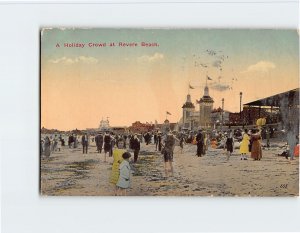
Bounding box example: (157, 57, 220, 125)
(40, 125, 299, 195)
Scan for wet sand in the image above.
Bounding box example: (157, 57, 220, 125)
(40, 142, 299, 196)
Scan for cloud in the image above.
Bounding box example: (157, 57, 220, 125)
(209, 82, 230, 92)
(49, 56, 98, 65)
(137, 53, 164, 63)
(242, 61, 275, 73)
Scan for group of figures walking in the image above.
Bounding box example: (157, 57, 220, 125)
(194, 128, 263, 161)
(41, 134, 64, 159)
(41, 124, 299, 196)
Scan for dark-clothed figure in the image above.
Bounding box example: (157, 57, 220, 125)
(74, 134, 78, 148)
(196, 130, 204, 157)
(115, 135, 120, 148)
(145, 132, 151, 145)
(82, 133, 88, 154)
(154, 133, 158, 150)
(123, 135, 127, 149)
(104, 132, 111, 162)
(44, 136, 51, 158)
(132, 135, 141, 163)
(129, 135, 134, 149)
(95, 133, 103, 153)
(157, 133, 162, 151)
(61, 137, 65, 147)
(68, 135, 73, 148)
(226, 132, 234, 161)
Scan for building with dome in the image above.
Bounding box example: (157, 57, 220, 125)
(179, 84, 214, 130)
(98, 117, 110, 131)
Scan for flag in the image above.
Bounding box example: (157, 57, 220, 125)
(189, 84, 195, 89)
(207, 75, 213, 80)
(166, 111, 172, 115)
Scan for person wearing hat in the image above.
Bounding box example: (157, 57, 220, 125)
(116, 152, 132, 196)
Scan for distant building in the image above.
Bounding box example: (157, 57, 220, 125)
(198, 85, 214, 128)
(179, 84, 214, 130)
(181, 94, 198, 130)
(99, 117, 110, 131)
(211, 107, 230, 127)
(128, 121, 155, 133)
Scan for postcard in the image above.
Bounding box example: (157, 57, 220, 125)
(40, 28, 299, 196)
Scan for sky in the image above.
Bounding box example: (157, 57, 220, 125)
(41, 28, 299, 130)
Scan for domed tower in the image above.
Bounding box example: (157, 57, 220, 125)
(99, 117, 110, 131)
(198, 85, 214, 128)
(182, 94, 195, 129)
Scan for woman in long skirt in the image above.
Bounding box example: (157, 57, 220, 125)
(251, 129, 262, 160)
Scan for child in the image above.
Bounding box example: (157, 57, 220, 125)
(226, 131, 234, 161)
(116, 152, 132, 196)
(239, 129, 250, 160)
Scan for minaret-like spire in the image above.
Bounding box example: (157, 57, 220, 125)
(186, 93, 192, 102)
(204, 85, 209, 96)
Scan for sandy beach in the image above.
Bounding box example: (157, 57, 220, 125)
(40, 139, 299, 197)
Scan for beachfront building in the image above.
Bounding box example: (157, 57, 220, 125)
(181, 94, 198, 130)
(179, 84, 214, 130)
(198, 84, 214, 128)
(99, 117, 110, 131)
(243, 88, 299, 127)
(128, 121, 155, 133)
(211, 107, 231, 128)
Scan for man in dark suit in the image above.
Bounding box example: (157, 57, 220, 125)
(95, 133, 103, 153)
(81, 133, 89, 154)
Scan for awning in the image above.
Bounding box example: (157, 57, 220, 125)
(244, 88, 299, 107)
